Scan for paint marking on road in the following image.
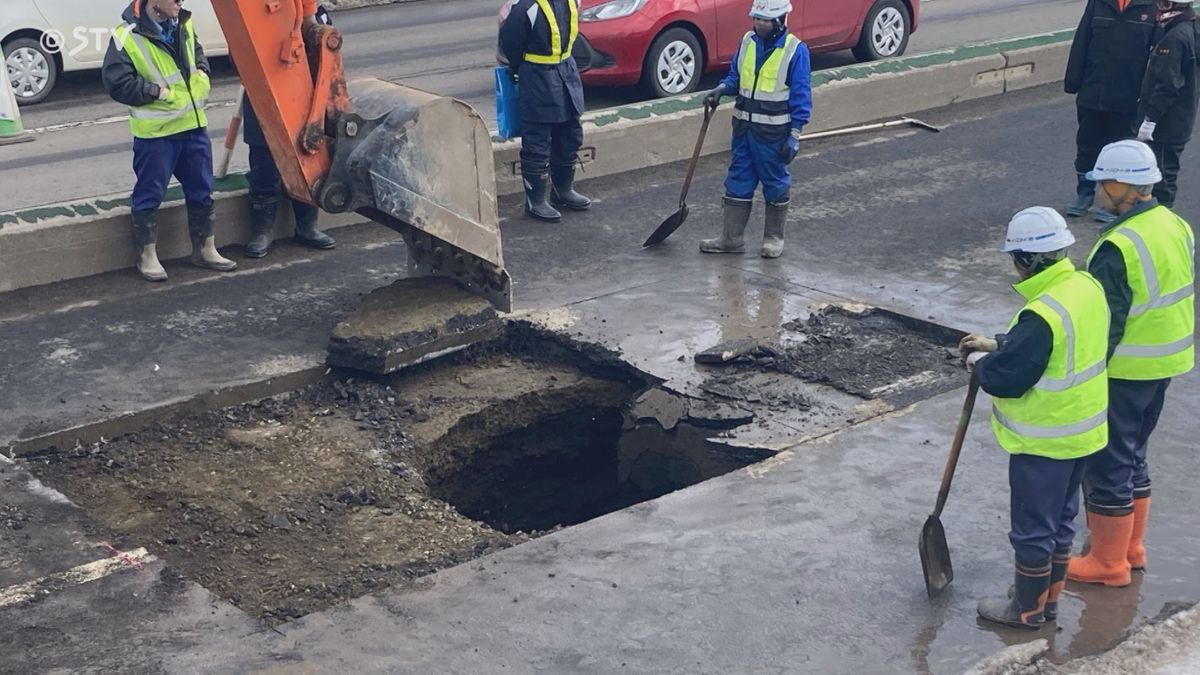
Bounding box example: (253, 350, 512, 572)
(25, 100, 239, 135)
(0, 547, 155, 609)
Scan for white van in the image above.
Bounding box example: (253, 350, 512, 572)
(2, 0, 229, 105)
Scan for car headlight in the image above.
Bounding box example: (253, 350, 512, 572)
(580, 0, 648, 22)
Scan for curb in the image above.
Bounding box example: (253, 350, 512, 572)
(0, 31, 1072, 294)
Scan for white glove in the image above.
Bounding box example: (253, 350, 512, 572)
(965, 351, 988, 373)
(1138, 119, 1156, 142)
(958, 334, 998, 354)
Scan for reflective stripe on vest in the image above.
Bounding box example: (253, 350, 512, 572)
(990, 260, 1110, 459)
(1089, 206, 1196, 380)
(524, 0, 579, 65)
(117, 20, 208, 139)
(734, 32, 801, 127)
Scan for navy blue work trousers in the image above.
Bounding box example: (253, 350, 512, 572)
(724, 128, 791, 204)
(1084, 378, 1170, 512)
(1009, 453, 1088, 568)
(242, 96, 319, 225)
(519, 118, 584, 170)
(131, 128, 213, 213)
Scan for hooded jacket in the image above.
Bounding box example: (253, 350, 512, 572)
(102, 1, 210, 109)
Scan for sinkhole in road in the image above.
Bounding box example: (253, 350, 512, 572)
(24, 331, 773, 623)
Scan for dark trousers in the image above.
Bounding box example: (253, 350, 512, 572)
(243, 97, 319, 226)
(1085, 378, 1170, 513)
(1010, 453, 1088, 568)
(1150, 141, 1188, 208)
(1075, 107, 1138, 175)
(131, 128, 213, 213)
(519, 117, 584, 171)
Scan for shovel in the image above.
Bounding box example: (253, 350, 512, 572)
(919, 376, 981, 599)
(642, 104, 715, 248)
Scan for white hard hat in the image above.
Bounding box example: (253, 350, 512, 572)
(750, 0, 792, 19)
(1002, 207, 1076, 254)
(1086, 140, 1164, 185)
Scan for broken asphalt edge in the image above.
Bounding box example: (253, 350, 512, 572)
(0, 31, 1071, 294)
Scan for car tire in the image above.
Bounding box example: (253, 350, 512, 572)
(852, 0, 911, 62)
(4, 36, 59, 105)
(642, 28, 703, 99)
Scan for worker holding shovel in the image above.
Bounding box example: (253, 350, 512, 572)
(960, 207, 1110, 630)
(698, 0, 811, 259)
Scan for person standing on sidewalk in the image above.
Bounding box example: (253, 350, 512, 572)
(242, 3, 336, 259)
(699, 0, 811, 259)
(102, 0, 237, 282)
(1068, 140, 1195, 588)
(499, 0, 591, 223)
(961, 208, 1109, 630)
(1135, 0, 1199, 209)
(1064, 0, 1157, 223)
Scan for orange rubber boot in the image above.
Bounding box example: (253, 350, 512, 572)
(1068, 512, 1134, 587)
(1128, 497, 1151, 570)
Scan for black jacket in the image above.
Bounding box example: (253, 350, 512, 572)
(974, 311, 1054, 400)
(1066, 0, 1157, 113)
(1139, 13, 1199, 143)
(102, 2, 209, 109)
(499, 0, 584, 124)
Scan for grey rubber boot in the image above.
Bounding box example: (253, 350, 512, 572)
(550, 162, 591, 211)
(522, 163, 562, 223)
(699, 197, 752, 254)
(1066, 173, 1094, 217)
(761, 200, 789, 259)
(187, 203, 238, 272)
(978, 562, 1051, 630)
(132, 210, 168, 282)
(294, 201, 336, 250)
(245, 195, 277, 259)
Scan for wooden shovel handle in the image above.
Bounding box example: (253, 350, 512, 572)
(678, 105, 714, 208)
(932, 377, 980, 518)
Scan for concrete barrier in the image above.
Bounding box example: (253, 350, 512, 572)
(0, 31, 1072, 293)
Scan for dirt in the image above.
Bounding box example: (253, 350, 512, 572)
(24, 351, 638, 624)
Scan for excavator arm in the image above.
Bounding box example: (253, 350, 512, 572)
(211, 0, 512, 311)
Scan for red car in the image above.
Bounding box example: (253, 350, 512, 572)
(574, 0, 918, 97)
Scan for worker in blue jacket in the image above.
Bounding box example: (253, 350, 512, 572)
(700, 0, 812, 259)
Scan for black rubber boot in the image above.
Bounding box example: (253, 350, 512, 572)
(699, 197, 751, 254)
(1045, 547, 1071, 621)
(978, 562, 1051, 630)
(523, 166, 562, 223)
(761, 200, 788, 259)
(550, 163, 591, 211)
(294, 202, 336, 250)
(132, 210, 168, 282)
(1066, 173, 1094, 217)
(187, 203, 238, 272)
(245, 196, 277, 259)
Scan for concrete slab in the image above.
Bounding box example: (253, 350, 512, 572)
(1, 83, 1198, 673)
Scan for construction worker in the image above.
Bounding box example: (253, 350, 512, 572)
(1068, 140, 1195, 587)
(699, 0, 812, 259)
(961, 207, 1109, 630)
(243, 3, 337, 258)
(1064, 0, 1157, 223)
(499, 0, 591, 223)
(1135, 0, 1199, 208)
(102, 0, 237, 282)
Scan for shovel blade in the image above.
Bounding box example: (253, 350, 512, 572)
(919, 514, 953, 599)
(643, 205, 690, 247)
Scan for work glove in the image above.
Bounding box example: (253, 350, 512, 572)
(1138, 119, 1156, 142)
(782, 132, 801, 163)
(965, 351, 988, 373)
(703, 85, 724, 111)
(958, 334, 998, 355)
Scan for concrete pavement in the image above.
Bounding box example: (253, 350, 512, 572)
(2, 84, 1198, 673)
(0, 0, 1084, 211)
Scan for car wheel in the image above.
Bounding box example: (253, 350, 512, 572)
(642, 28, 702, 99)
(4, 36, 59, 105)
(852, 0, 910, 62)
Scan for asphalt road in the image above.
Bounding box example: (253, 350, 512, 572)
(0, 0, 1083, 211)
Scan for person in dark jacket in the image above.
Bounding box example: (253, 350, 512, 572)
(1065, 0, 1157, 223)
(242, 3, 336, 258)
(102, 0, 236, 282)
(1136, 0, 1199, 208)
(499, 0, 590, 223)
